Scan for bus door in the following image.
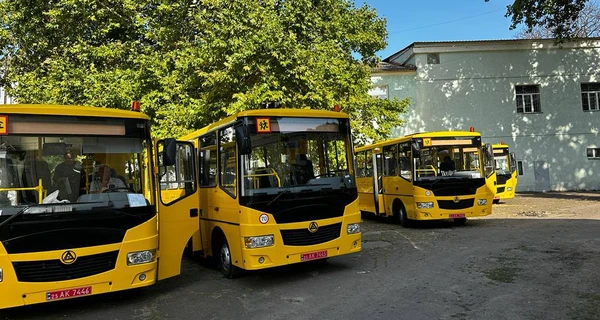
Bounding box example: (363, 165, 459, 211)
(381, 143, 411, 216)
(483, 143, 497, 196)
(155, 139, 199, 280)
(372, 148, 383, 215)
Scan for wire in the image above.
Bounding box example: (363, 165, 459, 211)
(388, 8, 505, 34)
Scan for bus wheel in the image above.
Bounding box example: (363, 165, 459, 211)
(492, 199, 500, 204)
(219, 239, 242, 279)
(394, 202, 411, 227)
(454, 218, 467, 226)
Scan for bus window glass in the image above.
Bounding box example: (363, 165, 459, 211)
(199, 133, 217, 187)
(383, 145, 398, 176)
(219, 127, 236, 197)
(398, 142, 412, 180)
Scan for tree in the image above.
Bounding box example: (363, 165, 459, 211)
(0, 0, 409, 143)
(494, 0, 593, 41)
(513, 0, 600, 38)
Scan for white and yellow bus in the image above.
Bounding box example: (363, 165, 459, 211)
(181, 109, 362, 278)
(355, 131, 496, 226)
(0, 104, 199, 309)
(492, 143, 518, 203)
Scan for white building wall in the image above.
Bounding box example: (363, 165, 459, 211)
(376, 41, 600, 192)
(0, 86, 16, 104)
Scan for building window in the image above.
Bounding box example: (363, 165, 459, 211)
(517, 160, 524, 175)
(581, 83, 600, 112)
(587, 147, 600, 160)
(427, 53, 440, 65)
(368, 85, 388, 100)
(515, 85, 541, 113)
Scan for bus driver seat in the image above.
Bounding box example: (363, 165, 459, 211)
(291, 154, 315, 185)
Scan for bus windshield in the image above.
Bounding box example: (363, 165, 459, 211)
(240, 117, 355, 197)
(0, 134, 150, 217)
(415, 144, 483, 181)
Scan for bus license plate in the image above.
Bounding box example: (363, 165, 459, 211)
(449, 213, 465, 218)
(46, 286, 92, 301)
(301, 250, 328, 261)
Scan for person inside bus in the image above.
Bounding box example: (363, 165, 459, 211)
(53, 150, 85, 202)
(90, 164, 127, 193)
(291, 153, 315, 185)
(440, 155, 456, 172)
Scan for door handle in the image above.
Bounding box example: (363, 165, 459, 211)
(190, 208, 199, 217)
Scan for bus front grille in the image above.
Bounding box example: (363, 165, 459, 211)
(437, 198, 475, 210)
(280, 223, 341, 246)
(12, 251, 119, 282)
(497, 187, 506, 193)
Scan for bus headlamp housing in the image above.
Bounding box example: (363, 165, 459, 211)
(245, 235, 274, 249)
(416, 202, 434, 209)
(507, 187, 513, 191)
(347, 223, 361, 234)
(127, 249, 156, 266)
(478, 199, 488, 206)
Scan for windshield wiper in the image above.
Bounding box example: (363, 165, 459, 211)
(267, 185, 294, 207)
(0, 206, 30, 229)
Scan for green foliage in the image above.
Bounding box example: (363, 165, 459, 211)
(0, 0, 409, 142)
(488, 0, 591, 42)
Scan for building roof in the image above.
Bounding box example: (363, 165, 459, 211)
(371, 61, 416, 72)
(383, 37, 600, 65)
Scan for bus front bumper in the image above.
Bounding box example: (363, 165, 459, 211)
(239, 217, 362, 270)
(0, 242, 157, 309)
(412, 196, 493, 221)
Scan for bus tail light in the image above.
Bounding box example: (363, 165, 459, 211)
(245, 235, 274, 249)
(127, 249, 156, 265)
(347, 223, 361, 234)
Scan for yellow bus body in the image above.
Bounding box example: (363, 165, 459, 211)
(355, 131, 495, 226)
(182, 109, 361, 276)
(492, 144, 518, 202)
(0, 105, 199, 309)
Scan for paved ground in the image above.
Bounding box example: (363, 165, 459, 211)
(2, 192, 600, 320)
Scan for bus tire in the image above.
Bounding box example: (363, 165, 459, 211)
(219, 238, 243, 279)
(454, 218, 467, 226)
(492, 199, 500, 204)
(393, 200, 411, 227)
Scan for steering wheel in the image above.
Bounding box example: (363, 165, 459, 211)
(314, 173, 337, 179)
(102, 187, 134, 193)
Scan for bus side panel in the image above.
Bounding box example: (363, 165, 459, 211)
(202, 187, 243, 267)
(381, 176, 413, 217)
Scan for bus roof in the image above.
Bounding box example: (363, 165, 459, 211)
(0, 104, 151, 120)
(492, 143, 509, 149)
(355, 131, 482, 152)
(180, 108, 350, 141)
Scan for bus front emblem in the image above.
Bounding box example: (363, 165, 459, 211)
(308, 222, 319, 233)
(61, 251, 77, 265)
(453, 196, 460, 203)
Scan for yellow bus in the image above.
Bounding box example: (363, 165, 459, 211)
(180, 109, 362, 278)
(355, 131, 496, 226)
(0, 104, 199, 309)
(492, 143, 518, 203)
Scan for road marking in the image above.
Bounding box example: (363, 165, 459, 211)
(390, 230, 424, 251)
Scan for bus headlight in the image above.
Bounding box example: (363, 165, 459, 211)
(245, 235, 274, 249)
(478, 199, 487, 206)
(127, 249, 156, 266)
(507, 187, 513, 191)
(416, 202, 434, 209)
(347, 223, 361, 234)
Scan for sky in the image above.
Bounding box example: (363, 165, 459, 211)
(360, 0, 518, 59)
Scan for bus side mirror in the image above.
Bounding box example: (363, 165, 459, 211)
(412, 141, 421, 158)
(162, 138, 177, 166)
(235, 124, 252, 155)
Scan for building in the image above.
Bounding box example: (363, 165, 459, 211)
(371, 38, 600, 192)
(0, 86, 16, 104)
